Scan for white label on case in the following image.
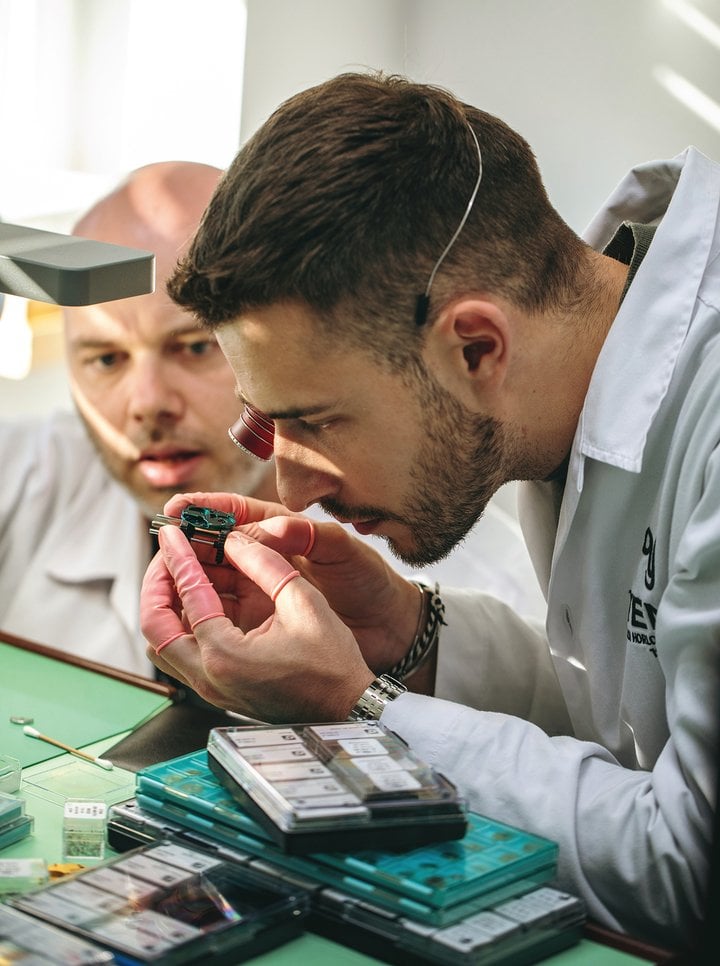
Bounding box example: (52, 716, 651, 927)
(308, 723, 384, 740)
(349, 756, 406, 775)
(365, 770, 422, 792)
(81, 867, 159, 901)
(287, 792, 362, 808)
(49, 880, 127, 915)
(273, 777, 347, 799)
(114, 854, 193, 888)
(18, 890, 97, 926)
(238, 745, 315, 764)
(256, 761, 332, 782)
(227, 729, 302, 747)
(336, 738, 388, 757)
(149, 843, 221, 874)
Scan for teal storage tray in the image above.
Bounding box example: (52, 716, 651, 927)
(134, 751, 558, 927)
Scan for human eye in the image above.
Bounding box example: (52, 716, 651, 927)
(186, 338, 218, 357)
(174, 337, 222, 361)
(294, 416, 337, 436)
(83, 349, 125, 372)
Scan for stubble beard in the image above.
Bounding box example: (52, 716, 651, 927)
(320, 368, 509, 568)
(390, 372, 508, 566)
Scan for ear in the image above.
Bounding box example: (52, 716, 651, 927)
(430, 297, 511, 390)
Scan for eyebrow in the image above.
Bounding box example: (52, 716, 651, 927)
(237, 391, 333, 421)
(68, 337, 118, 350)
(69, 325, 211, 350)
(171, 326, 215, 339)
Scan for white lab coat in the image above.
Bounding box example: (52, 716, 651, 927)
(0, 410, 155, 676)
(383, 147, 720, 948)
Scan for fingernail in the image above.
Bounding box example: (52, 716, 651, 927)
(255, 518, 286, 537)
(257, 517, 315, 555)
(302, 519, 316, 556)
(158, 525, 185, 548)
(225, 530, 255, 547)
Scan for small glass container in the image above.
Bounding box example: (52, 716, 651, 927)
(0, 755, 21, 794)
(62, 799, 107, 863)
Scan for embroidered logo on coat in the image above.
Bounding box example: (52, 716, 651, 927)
(642, 527, 656, 590)
(626, 590, 657, 657)
(627, 528, 658, 658)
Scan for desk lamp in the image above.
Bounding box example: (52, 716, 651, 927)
(0, 221, 154, 305)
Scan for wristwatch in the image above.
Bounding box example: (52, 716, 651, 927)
(348, 674, 407, 721)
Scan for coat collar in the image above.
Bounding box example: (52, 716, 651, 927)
(576, 147, 720, 476)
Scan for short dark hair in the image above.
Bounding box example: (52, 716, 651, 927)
(168, 71, 586, 367)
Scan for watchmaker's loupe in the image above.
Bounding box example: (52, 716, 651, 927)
(228, 405, 275, 461)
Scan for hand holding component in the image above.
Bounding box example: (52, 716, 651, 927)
(141, 523, 375, 721)
(157, 492, 424, 674)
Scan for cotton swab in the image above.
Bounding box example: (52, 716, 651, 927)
(23, 725, 113, 770)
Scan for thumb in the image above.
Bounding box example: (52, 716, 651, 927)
(241, 515, 316, 557)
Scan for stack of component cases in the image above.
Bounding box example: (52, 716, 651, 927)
(105, 748, 587, 964)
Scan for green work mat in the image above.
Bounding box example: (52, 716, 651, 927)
(1, 639, 172, 767)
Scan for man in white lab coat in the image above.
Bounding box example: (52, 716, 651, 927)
(141, 73, 718, 947)
(0, 159, 544, 676)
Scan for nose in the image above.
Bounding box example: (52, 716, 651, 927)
(272, 432, 341, 512)
(128, 358, 184, 424)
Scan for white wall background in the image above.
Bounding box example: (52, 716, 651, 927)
(241, 0, 720, 232)
(0, 0, 247, 230)
(2, 0, 720, 412)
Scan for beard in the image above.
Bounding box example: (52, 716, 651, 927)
(321, 366, 508, 567)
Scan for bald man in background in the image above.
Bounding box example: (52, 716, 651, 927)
(0, 161, 277, 675)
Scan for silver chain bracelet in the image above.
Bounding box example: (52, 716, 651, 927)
(388, 581, 446, 682)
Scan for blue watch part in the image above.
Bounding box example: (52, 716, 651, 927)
(149, 504, 237, 563)
(180, 504, 236, 534)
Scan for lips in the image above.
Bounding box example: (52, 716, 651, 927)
(351, 519, 381, 536)
(137, 449, 205, 488)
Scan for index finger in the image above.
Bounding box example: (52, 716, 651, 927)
(140, 548, 189, 653)
(142, 525, 229, 653)
(162, 491, 293, 525)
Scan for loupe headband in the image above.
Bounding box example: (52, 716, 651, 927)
(414, 123, 483, 326)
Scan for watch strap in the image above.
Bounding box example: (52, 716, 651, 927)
(348, 674, 407, 721)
